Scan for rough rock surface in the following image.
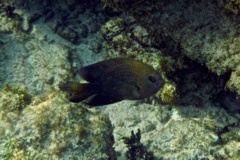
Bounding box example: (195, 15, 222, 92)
(218, 0, 240, 14)
(102, 100, 239, 160)
(102, 0, 240, 99)
(0, 0, 240, 159)
(0, 86, 116, 159)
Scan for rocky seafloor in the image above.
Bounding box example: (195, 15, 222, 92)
(0, 0, 240, 159)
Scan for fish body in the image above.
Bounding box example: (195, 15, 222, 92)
(59, 58, 164, 106)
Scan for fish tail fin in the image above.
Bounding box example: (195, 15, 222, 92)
(59, 82, 96, 103)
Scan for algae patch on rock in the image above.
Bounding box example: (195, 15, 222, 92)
(0, 84, 31, 113)
(218, 0, 240, 14)
(102, 0, 240, 99)
(102, 101, 239, 160)
(0, 86, 116, 159)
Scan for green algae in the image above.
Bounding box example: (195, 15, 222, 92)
(0, 84, 31, 113)
(221, 128, 240, 142)
(219, 0, 240, 14)
(0, 0, 239, 159)
(101, 0, 240, 100)
(0, 5, 31, 41)
(0, 88, 116, 159)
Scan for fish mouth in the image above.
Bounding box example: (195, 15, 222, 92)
(153, 82, 163, 93)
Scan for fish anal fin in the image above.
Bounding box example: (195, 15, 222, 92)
(69, 92, 93, 103)
(59, 83, 96, 103)
(86, 95, 122, 107)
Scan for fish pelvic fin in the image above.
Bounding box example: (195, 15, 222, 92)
(59, 82, 96, 103)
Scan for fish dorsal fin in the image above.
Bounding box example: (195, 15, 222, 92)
(78, 58, 133, 82)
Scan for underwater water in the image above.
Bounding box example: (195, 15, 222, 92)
(0, 0, 240, 159)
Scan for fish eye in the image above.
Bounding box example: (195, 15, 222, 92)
(148, 76, 156, 83)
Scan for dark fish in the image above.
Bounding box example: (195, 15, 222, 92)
(59, 57, 164, 106)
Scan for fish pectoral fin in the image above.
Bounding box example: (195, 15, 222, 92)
(86, 95, 123, 107)
(59, 82, 88, 92)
